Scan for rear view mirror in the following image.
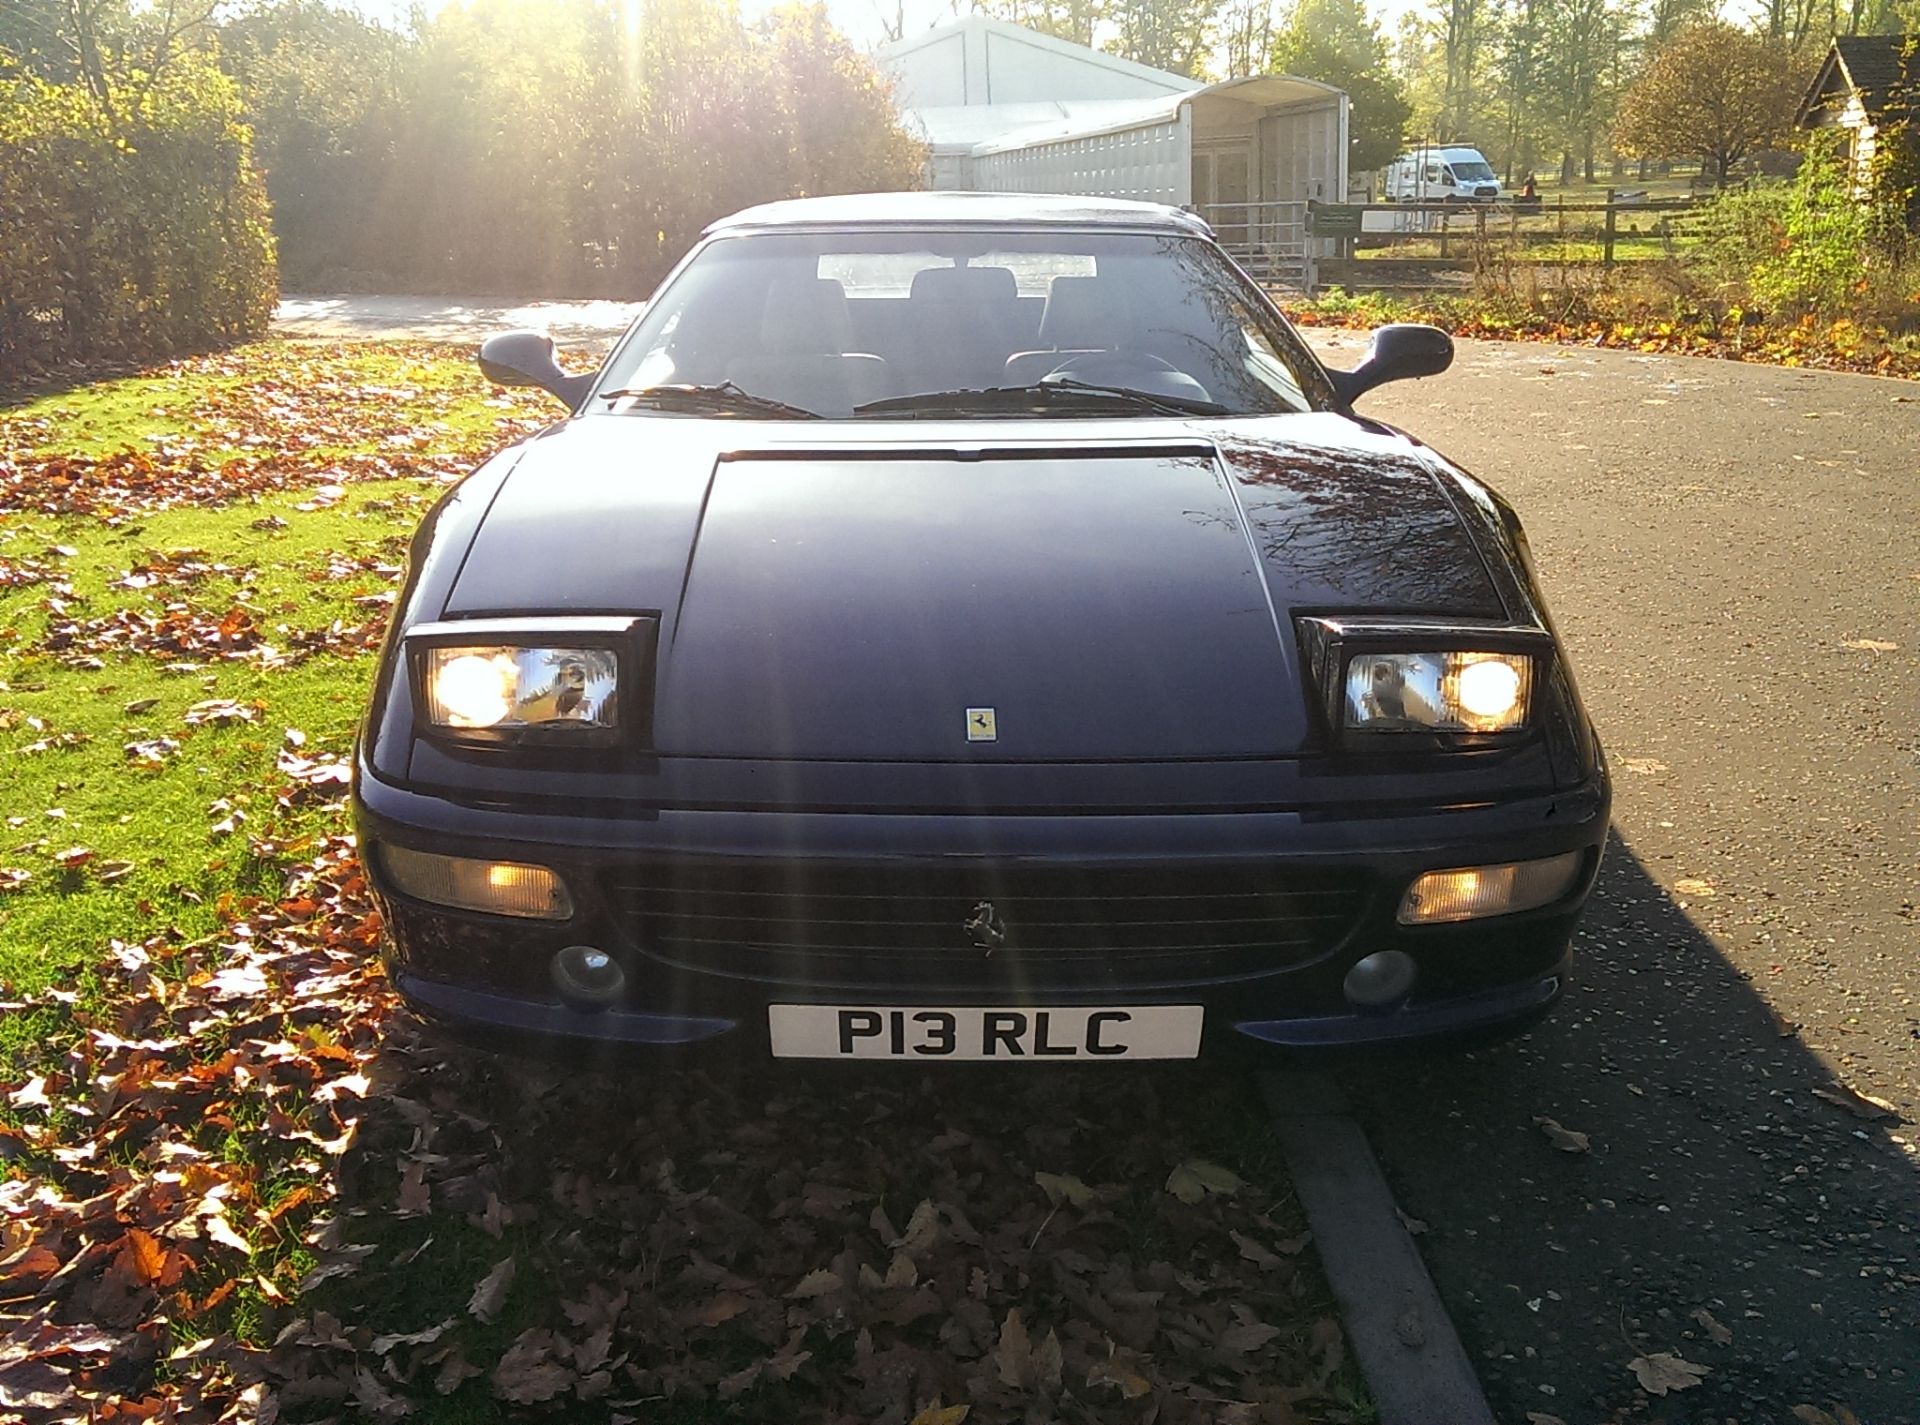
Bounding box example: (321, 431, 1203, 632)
(478, 330, 594, 411)
(1328, 324, 1454, 406)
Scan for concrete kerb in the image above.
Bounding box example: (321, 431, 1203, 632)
(1260, 1071, 1495, 1425)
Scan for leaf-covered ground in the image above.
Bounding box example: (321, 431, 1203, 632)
(1289, 287, 1920, 380)
(0, 342, 1367, 1423)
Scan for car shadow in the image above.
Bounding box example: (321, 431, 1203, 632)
(1328, 829, 1917, 1421)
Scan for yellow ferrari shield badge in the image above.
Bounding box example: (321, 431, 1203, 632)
(966, 707, 997, 742)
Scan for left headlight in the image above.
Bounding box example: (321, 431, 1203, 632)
(1298, 616, 1550, 740)
(406, 617, 650, 745)
(1344, 649, 1531, 733)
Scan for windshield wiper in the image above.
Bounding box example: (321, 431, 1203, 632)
(599, 382, 821, 420)
(853, 380, 1228, 419)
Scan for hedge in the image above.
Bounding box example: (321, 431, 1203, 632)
(0, 54, 278, 377)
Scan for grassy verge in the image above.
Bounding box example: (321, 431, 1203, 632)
(0, 340, 1368, 1423)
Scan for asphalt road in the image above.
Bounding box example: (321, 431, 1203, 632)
(1315, 331, 1920, 1422)
(277, 298, 1919, 1416)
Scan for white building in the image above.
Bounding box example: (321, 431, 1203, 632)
(876, 16, 1349, 287)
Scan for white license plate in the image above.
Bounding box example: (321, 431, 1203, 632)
(767, 1004, 1204, 1060)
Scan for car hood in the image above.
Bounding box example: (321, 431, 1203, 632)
(442, 415, 1502, 760)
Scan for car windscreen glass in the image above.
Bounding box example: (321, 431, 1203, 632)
(1451, 161, 1495, 181)
(595, 229, 1322, 418)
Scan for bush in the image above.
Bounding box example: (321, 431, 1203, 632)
(0, 54, 277, 374)
(1691, 136, 1915, 321)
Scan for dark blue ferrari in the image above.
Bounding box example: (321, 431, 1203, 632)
(352, 193, 1609, 1061)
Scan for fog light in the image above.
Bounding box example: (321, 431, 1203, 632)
(380, 845, 572, 920)
(1399, 851, 1582, 925)
(551, 944, 625, 1011)
(1343, 950, 1418, 1007)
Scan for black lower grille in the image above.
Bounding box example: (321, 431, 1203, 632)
(600, 860, 1368, 989)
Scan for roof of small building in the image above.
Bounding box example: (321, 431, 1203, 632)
(704, 191, 1208, 237)
(1798, 33, 1920, 126)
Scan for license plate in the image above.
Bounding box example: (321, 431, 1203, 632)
(767, 1004, 1204, 1060)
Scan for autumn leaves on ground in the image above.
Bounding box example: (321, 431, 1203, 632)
(0, 344, 1365, 1425)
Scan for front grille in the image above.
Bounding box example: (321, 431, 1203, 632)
(600, 860, 1369, 990)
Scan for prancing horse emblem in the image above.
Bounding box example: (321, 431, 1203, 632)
(966, 707, 997, 741)
(964, 900, 1006, 953)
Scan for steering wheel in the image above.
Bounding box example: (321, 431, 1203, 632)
(1042, 351, 1179, 385)
(1042, 350, 1212, 404)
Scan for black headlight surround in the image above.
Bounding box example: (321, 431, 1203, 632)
(403, 615, 659, 751)
(1295, 614, 1555, 750)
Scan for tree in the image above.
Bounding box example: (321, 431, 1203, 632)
(1219, 0, 1276, 77)
(763, 3, 926, 198)
(975, 0, 1105, 47)
(1613, 21, 1803, 183)
(1106, 0, 1215, 77)
(1270, 0, 1411, 172)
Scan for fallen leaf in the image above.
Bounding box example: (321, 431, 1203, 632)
(1840, 638, 1897, 652)
(1165, 1158, 1243, 1203)
(468, 1255, 515, 1323)
(908, 1406, 971, 1425)
(1673, 878, 1717, 898)
(1629, 1351, 1710, 1395)
(1811, 1082, 1899, 1121)
(1618, 756, 1667, 774)
(1034, 1171, 1093, 1208)
(1534, 1116, 1591, 1153)
(1218, 1318, 1282, 1352)
(1691, 1307, 1732, 1345)
(786, 1267, 842, 1299)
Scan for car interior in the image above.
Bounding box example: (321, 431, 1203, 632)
(617, 241, 1308, 418)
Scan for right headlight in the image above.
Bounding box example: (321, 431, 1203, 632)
(1298, 616, 1550, 741)
(1344, 649, 1532, 733)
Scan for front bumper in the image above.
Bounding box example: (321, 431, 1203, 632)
(353, 767, 1608, 1059)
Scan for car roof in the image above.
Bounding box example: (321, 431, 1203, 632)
(704, 191, 1212, 238)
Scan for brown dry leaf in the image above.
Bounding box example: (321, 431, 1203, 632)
(491, 1329, 575, 1405)
(397, 1159, 432, 1215)
(1164, 1158, 1243, 1203)
(1526, 1415, 1569, 1425)
(1691, 1306, 1733, 1345)
(1841, 638, 1897, 652)
(1230, 1230, 1283, 1269)
(1629, 1351, 1710, 1395)
(787, 1267, 842, 1299)
(1811, 1082, 1900, 1121)
(908, 1405, 971, 1425)
(1218, 1317, 1282, 1353)
(1618, 756, 1667, 774)
(467, 1255, 515, 1323)
(1534, 1116, 1591, 1153)
(1673, 877, 1717, 898)
(993, 1308, 1063, 1394)
(1086, 1347, 1153, 1400)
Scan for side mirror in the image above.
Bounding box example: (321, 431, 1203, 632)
(1328, 323, 1454, 406)
(478, 330, 595, 411)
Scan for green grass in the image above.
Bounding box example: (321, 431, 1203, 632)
(0, 340, 549, 1079)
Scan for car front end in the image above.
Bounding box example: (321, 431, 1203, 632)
(351, 197, 1609, 1064)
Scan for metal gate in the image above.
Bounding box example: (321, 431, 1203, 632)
(1203, 200, 1311, 293)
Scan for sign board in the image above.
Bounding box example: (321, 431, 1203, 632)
(1307, 203, 1365, 236)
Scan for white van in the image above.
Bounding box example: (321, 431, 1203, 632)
(1384, 146, 1502, 202)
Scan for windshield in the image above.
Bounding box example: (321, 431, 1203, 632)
(594, 229, 1324, 419)
(1450, 160, 1496, 182)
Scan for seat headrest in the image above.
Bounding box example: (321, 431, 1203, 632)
(909, 265, 1019, 307)
(1038, 276, 1124, 349)
(760, 277, 852, 355)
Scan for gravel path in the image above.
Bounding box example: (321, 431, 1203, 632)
(1330, 332, 1920, 1421)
